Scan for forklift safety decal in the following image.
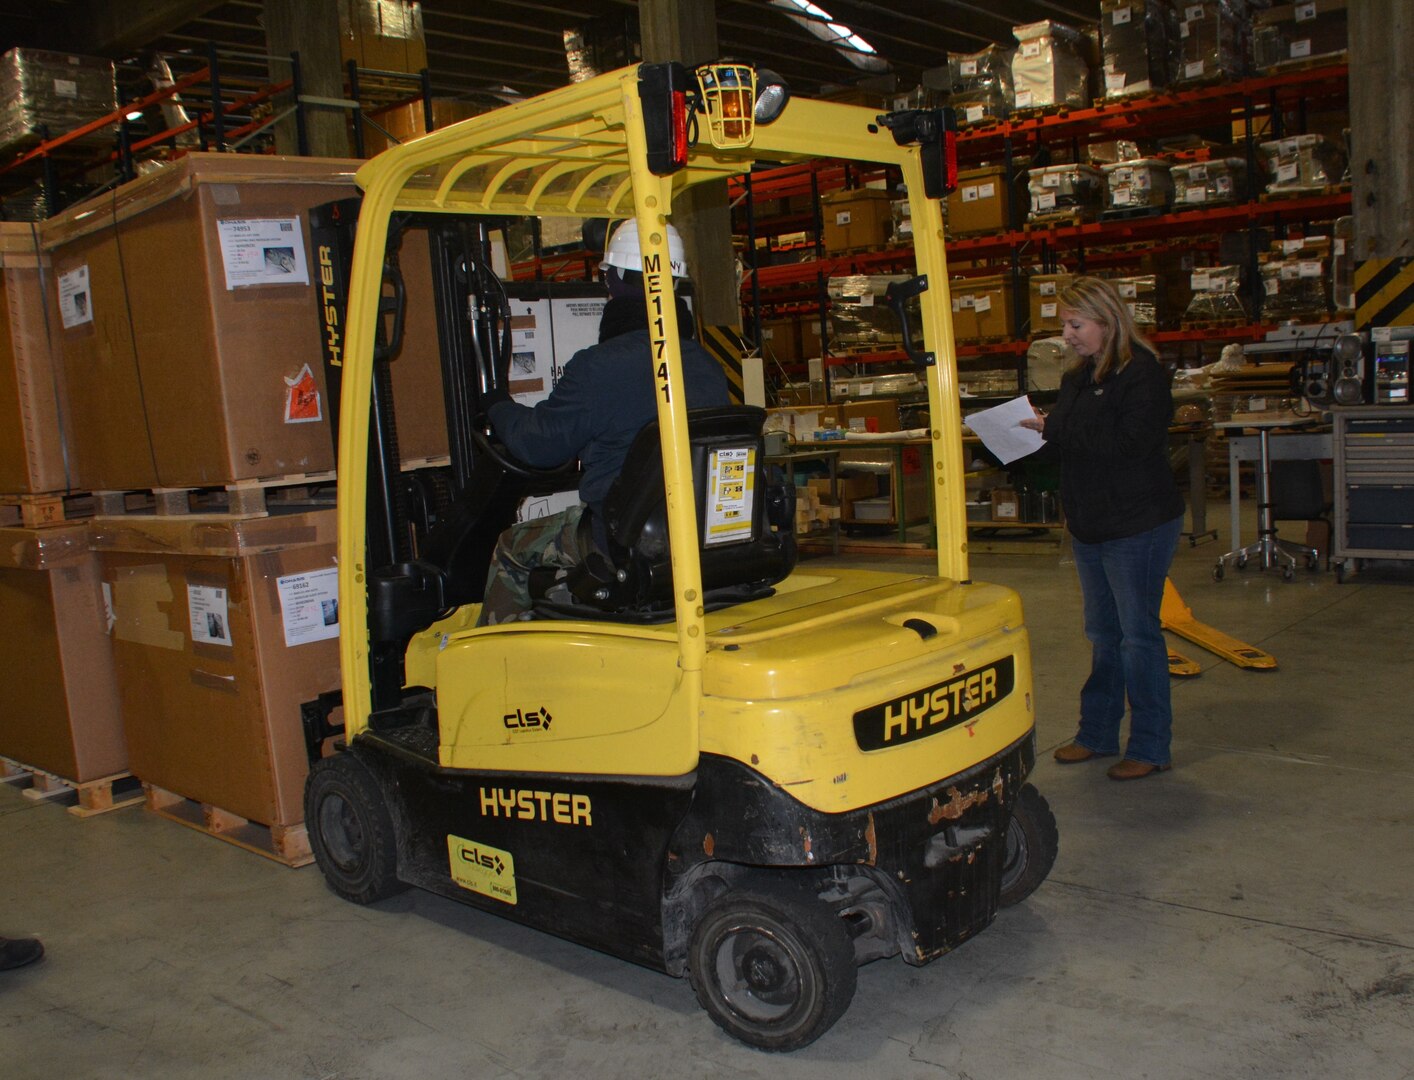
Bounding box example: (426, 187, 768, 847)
(504, 706, 552, 731)
(479, 788, 592, 826)
(853, 656, 1015, 751)
(705, 447, 755, 545)
(448, 835, 517, 905)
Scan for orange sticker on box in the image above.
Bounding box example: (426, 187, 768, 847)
(284, 363, 322, 424)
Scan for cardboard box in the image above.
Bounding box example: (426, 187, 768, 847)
(339, 0, 428, 75)
(947, 165, 1011, 237)
(92, 509, 341, 828)
(1099, 0, 1175, 99)
(1253, 0, 1348, 71)
(840, 399, 901, 433)
(757, 316, 802, 362)
(0, 224, 71, 493)
(44, 155, 448, 489)
(1029, 273, 1074, 336)
(821, 189, 893, 253)
(952, 273, 1017, 342)
(0, 524, 125, 781)
(991, 488, 1020, 521)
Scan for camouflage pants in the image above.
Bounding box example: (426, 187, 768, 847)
(478, 504, 587, 625)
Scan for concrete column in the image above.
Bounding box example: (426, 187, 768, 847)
(1349, 1, 1414, 260)
(264, 0, 349, 158)
(640, 0, 740, 330)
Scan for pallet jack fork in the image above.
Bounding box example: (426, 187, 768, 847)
(1161, 578, 1277, 671)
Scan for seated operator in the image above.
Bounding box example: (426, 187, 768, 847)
(476, 220, 731, 624)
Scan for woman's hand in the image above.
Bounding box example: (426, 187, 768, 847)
(1018, 406, 1046, 433)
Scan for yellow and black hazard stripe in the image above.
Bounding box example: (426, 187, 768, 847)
(700, 324, 748, 402)
(1355, 258, 1414, 330)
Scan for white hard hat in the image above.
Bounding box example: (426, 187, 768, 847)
(601, 220, 688, 278)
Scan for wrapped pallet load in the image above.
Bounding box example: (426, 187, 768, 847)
(1010, 21, 1091, 111)
(827, 275, 914, 350)
(1027, 163, 1105, 223)
(1183, 265, 1248, 324)
(1099, 0, 1179, 99)
(1253, 0, 1349, 72)
(0, 48, 116, 155)
(1101, 158, 1174, 214)
(1176, 0, 1247, 84)
(1258, 135, 1346, 196)
(1171, 158, 1248, 207)
(946, 44, 1015, 126)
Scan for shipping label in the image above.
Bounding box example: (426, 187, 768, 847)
(217, 217, 310, 289)
(276, 566, 340, 647)
(187, 583, 232, 647)
(58, 265, 92, 329)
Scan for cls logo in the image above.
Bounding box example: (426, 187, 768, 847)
(460, 846, 505, 875)
(505, 706, 552, 731)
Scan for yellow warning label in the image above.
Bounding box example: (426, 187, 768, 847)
(447, 835, 517, 905)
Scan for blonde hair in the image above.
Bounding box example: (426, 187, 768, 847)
(1058, 275, 1156, 382)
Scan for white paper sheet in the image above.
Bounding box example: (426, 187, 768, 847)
(217, 217, 310, 289)
(964, 395, 1045, 464)
(276, 566, 340, 647)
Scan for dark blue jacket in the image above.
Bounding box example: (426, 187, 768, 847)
(1040, 346, 1184, 544)
(487, 298, 731, 507)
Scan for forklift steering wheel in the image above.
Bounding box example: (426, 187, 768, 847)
(470, 424, 576, 481)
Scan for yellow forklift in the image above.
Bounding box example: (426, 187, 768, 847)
(302, 61, 1057, 1051)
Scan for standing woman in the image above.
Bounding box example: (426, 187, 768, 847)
(1020, 276, 1184, 781)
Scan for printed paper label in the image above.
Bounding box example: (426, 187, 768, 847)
(705, 447, 755, 546)
(1294, 1, 1316, 20)
(1191, 272, 1212, 290)
(1040, 282, 1057, 296)
(1185, 187, 1208, 203)
(961, 60, 978, 76)
(58, 265, 93, 329)
(1015, 89, 1033, 107)
(835, 210, 852, 226)
(1114, 188, 1132, 205)
(1106, 72, 1127, 92)
(1042, 173, 1061, 188)
(965, 105, 985, 123)
(1021, 42, 1040, 59)
(276, 567, 340, 647)
(1112, 6, 1132, 24)
(1290, 39, 1312, 59)
(973, 295, 992, 313)
(283, 363, 323, 424)
(1298, 260, 1323, 278)
(857, 382, 875, 397)
(1120, 282, 1137, 298)
(978, 182, 995, 199)
(53, 78, 77, 98)
(1186, 4, 1205, 20)
(1036, 192, 1057, 210)
(1041, 302, 1058, 318)
(1185, 60, 1205, 78)
(217, 217, 310, 289)
(188, 583, 232, 647)
(961, 185, 979, 203)
(1278, 162, 1299, 182)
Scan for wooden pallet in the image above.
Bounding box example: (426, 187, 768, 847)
(1025, 211, 1097, 230)
(0, 756, 143, 817)
(1258, 183, 1350, 203)
(0, 491, 95, 529)
(1100, 204, 1167, 222)
(143, 783, 313, 868)
(1181, 318, 1251, 330)
(92, 470, 337, 519)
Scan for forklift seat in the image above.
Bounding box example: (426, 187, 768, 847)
(532, 405, 797, 622)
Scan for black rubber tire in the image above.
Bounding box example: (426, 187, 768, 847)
(999, 783, 1059, 909)
(305, 753, 406, 905)
(688, 886, 857, 1052)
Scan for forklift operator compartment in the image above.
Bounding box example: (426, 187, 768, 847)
(303, 59, 1057, 1053)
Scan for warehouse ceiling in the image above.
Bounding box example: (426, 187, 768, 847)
(1, 0, 1103, 107)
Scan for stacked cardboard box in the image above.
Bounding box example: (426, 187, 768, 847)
(42, 154, 448, 492)
(1253, 0, 1348, 72)
(946, 44, 1015, 126)
(820, 189, 894, 253)
(0, 222, 70, 495)
(951, 273, 1017, 342)
(92, 509, 341, 839)
(339, 0, 428, 75)
(0, 523, 125, 783)
(1029, 273, 1074, 336)
(1259, 236, 1332, 324)
(1176, 1, 1246, 84)
(947, 165, 1013, 236)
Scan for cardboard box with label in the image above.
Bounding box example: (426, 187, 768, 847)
(339, 0, 428, 77)
(757, 316, 803, 362)
(92, 509, 341, 830)
(44, 155, 448, 490)
(1253, 0, 1348, 72)
(951, 273, 1017, 343)
(1028, 273, 1074, 337)
(0, 223, 71, 493)
(0, 523, 125, 782)
(821, 188, 893, 254)
(946, 165, 1012, 237)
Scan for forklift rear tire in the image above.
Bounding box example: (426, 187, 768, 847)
(305, 754, 407, 905)
(999, 783, 1058, 908)
(688, 885, 856, 1052)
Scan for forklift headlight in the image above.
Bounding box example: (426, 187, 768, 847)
(753, 68, 791, 125)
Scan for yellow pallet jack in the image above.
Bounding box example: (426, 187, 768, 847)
(1162, 578, 1277, 673)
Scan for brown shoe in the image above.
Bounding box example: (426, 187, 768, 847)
(1106, 759, 1172, 781)
(1053, 742, 1114, 764)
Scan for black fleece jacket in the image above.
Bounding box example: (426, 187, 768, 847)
(1039, 346, 1184, 544)
(486, 295, 731, 507)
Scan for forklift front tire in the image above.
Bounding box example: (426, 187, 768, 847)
(688, 885, 856, 1052)
(305, 754, 407, 905)
(999, 783, 1059, 908)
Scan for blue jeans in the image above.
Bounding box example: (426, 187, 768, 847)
(1070, 516, 1183, 766)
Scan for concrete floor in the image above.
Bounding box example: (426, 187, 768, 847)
(3, 503, 1413, 1079)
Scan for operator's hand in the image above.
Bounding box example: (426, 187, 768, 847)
(1018, 406, 1046, 433)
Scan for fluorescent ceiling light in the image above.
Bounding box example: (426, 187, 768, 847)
(769, 0, 891, 73)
